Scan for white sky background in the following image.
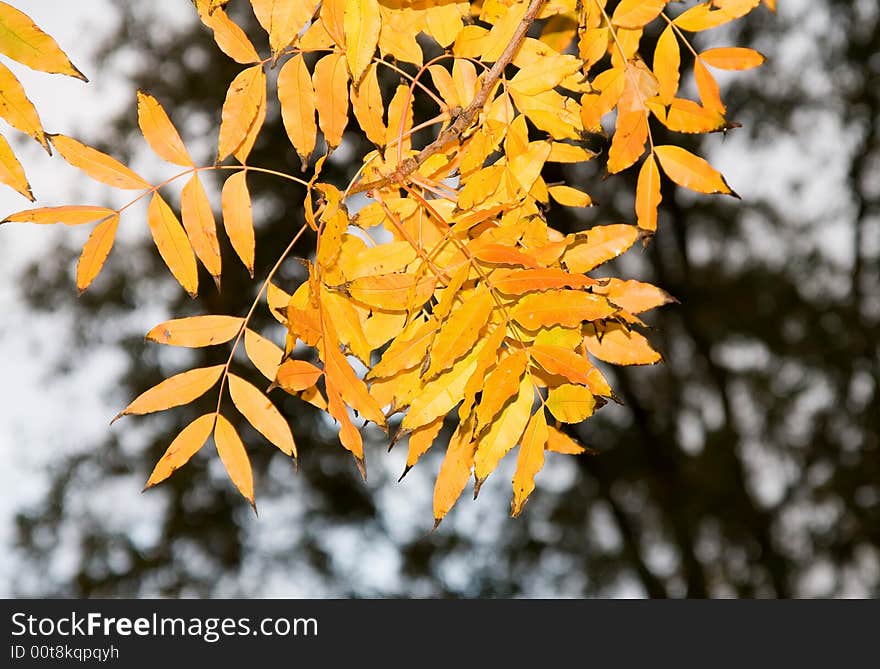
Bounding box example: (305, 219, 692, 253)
(0, 0, 866, 596)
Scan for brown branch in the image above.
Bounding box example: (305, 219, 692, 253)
(349, 0, 546, 195)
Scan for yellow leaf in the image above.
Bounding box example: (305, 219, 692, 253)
(548, 184, 593, 207)
(511, 290, 617, 330)
(547, 143, 596, 163)
(459, 323, 508, 422)
(221, 171, 255, 277)
(584, 322, 661, 365)
(384, 84, 414, 161)
(244, 328, 283, 380)
(181, 174, 222, 280)
(3, 205, 115, 225)
(661, 98, 726, 134)
(635, 154, 662, 232)
(250, 0, 316, 56)
(597, 278, 675, 314)
(313, 52, 350, 150)
(700, 46, 765, 70)
(50, 134, 150, 190)
(146, 315, 243, 347)
(136, 91, 193, 167)
(145, 413, 215, 488)
(228, 374, 296, 457)
(402, 340, 483, 431)
(562, 224, 640, 273)
(482, 0, 528, 62)
(433, 416, 477, 523)
(343, 0, 381, 85)
(346, 273, 436, 311)
(147, 193, 199, 297)
(509, 56, 582, 96)
(369, 317, 438, 379)
(674, 3, 736, 32)
(114, 365, 224, 420)
(475, 349, 529, 429)
(76, 214, 119, 293)
(546, 424, 586, 454)
(612, 0, 667, 28)
(0, 134, 32, 200)
(0, 61, 46, 150)
(218, 65, 265, 161)
(546, 383, 595, 423)
(322, 289, 372, 363)
(275, 358, 323, 392)
(351, 62, 385, 146)
(213, 413, 255, 506)
(0, 2, 85, 79)
(278, 54, 317, 168)
(320, 0, 346, 46)
(654, 144, 735, 196)
(342, 240, 416, 280)
(511, 409, 548, 516)
(654, 24, 680, 105)
(472, 243, 540, 268)
(474, 371, 533, 484)
(424, 3, 463, 48)
(426, 288, 494, 378)
(195, 4, 260, 64)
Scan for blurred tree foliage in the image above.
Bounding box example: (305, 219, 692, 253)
(11, 1, 880, 597)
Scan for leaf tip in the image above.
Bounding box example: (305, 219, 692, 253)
(397, 465, 412, 483)
(355, 455, 367, 482)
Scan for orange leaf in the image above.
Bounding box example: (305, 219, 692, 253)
(584, 323, 662, 365)
(694, 59, 725, 113)
(475, 349, 529, 429)
(50, 134, 149, 190)
(76, 214, 119, 294)
(3, 205, 115, 225)
(654, 24, 680, 105)
(350, 62, 385, 146)
(195, 4, 260, 64)
(700, 47, 765, 70)
(597, 278, 676, 314)
(218, 65, 265, 161)
(275, 359, 323, 392)
(136, 91, 193, 167)
(145, 413, 215, 488)
(343, 0, 381, 85)
(404, 415, 444, 471)
(473, 372, 533, 483)
(147, 193, 199, 297)
(654, 144, 736, 196)
(346, 273, 436, 311)
(181, 174, 222, 280)
(0, 134, 32, 200)
(511, 409, 548, 517)
(562, 224, 640, 273)
(251, 0, 315, 56)
(278, 54, 317, 168)
(492, 268, 597, 295)
(146, 315, 243, 347)
(368, 317, 438, 379)
(220, 171, 255, 277)
(612, 0, 668, 28)
(0, 61, 47, 150)
(635, 154, 662, 232)
(313, 52, 350, 149)
(114, 365, 224, 421)
(322, 334, 386, 427)
(472, 243, 541, 268)
(433, 417, 476, 524)
(511, 290, 617, 330)
(529, 344, 597, 387)
(214, 413, 255, 506)
(546, 425, 587, 455)
(426, 288, 494, 377)
(228, 374, 296, 457)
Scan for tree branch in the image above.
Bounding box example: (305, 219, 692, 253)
(350, 0, 546, 195)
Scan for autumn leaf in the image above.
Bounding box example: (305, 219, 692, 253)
(113, 365, 225, 422)
(76, 214, 120, 294)
(146, 315, 243, 347)
(50, 134, 150, 190)
(214, 413, 255, 507)
(147, 193, 199, 297)
(0, 1, 86, 79)
(0, 61, 47, 151)
(278, 54, 317, 168)
(218, 65, 265, 161)
(228, 374, 296, 457)
(511, 409, 548, 516)
(0, 133, 31, 200)
(220, 171, 255, 277)
(343, 0, 381, 86)
(3, 206, 115, 226)
(654, 144, 737, 196)
(145, 413, 215, 489)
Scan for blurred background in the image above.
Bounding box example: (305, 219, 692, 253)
(1, 0, 878, 597)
